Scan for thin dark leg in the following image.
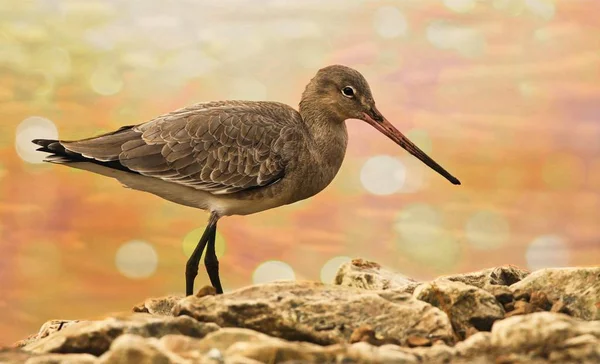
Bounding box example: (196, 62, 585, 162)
(204, 222, 223, 294)
(185, 213, 218, 296)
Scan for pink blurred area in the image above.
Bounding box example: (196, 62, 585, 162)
(1, 0, 599, 346)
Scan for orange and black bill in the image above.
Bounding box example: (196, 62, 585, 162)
(363, 110, 461, 185)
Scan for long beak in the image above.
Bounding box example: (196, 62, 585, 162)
(362, 110, 461, 185)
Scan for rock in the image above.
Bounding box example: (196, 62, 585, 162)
(490, 312, 600, 361)
(173, 281, 454, 346)
(529, 291, 552, 311)
(549, 334, 600, 363)
(551, 299, 571, 315)
(13, 320, 80, 348)
(132, 295, 183, 316)
(196, 285, 218, 298)
(505, 300, 537, 318)
(413, 280, 505, 339)
(97, 334, 190, 364)
(26, 353, 98, 364)
(454, 332, 492, 358)
(349, 325, 401, 346)
(440, 265, 530, 289)
(406, 336, 432, 348)
(23, 314, 219, 356)
(334, 258, 419, 292)
(449, 313, 600, 363)
(0, 350, 98, 364)
(150, 332, 265, 363)
(510, 267, 600, 320)
(486, 285, 513, 305)
(223, 332, 341, 363)
(344, 342, 419, 363)
(0, 349, 34, 364)
(10, 264, 599, 364)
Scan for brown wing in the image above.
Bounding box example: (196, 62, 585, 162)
(62, 101, 304, 194)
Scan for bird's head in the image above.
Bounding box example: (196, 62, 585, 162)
(301, 64, 461, 185)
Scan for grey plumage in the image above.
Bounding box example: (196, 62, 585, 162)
(32, 64, 460, 295)
(51, 101, 303, 195)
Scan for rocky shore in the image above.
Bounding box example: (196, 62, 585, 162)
(2, 260, 599, 363)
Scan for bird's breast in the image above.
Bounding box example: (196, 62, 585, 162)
(286, 124, 348, 202)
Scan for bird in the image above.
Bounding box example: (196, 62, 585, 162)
(32, 65, 460, 296)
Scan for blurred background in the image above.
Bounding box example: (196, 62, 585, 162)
(1, 0, 599, 345)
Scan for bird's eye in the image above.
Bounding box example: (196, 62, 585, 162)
(341, 86, 355, 98)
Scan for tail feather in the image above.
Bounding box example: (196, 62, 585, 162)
(31, 138, 137, 173)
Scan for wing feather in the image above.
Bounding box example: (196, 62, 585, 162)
(62, 101, 303, 194)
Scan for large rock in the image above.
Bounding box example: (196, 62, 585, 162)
(132, 295, 183, 316)
(98, 335, 185, 364)
(13, 320, 80, 348)
(490, 312, 600, 362)
(205, 329, 342, 363)
(334, 259, 419, 293)
(10, 264, 599, 364)
(22, 314, 219, 356)
(509, 267, 600, 320)
(413, 280, 505, 339)
(173, 280, 455, 346)
(0, 350, 97, 364)
(440, 265, 530, 290)
(26, 353, 98, 364)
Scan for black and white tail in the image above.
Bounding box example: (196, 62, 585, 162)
(31, 137, 136, 173)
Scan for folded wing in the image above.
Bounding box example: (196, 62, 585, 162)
(62, 101, 303, 194)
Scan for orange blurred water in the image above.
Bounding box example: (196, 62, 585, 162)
(1, 0, 599, 346)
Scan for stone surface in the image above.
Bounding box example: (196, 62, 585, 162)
(11, 264, 599, 364)
(13, 320, 80, 348)
(26, 353, 98, 364)
(414, 280, 505, 339)
(23, 314, 219, 356)
(0, 350, 98, 364)
(335, 258, 419, 292)
(132, 295, 183, 316)
(440, 265, 530, 289)
(0, 349, 32, 364)
(490, 312, 600, 353)
(510, 267, 600, 320)
(98, 334, 184, 364)
(173, 280, 454, 346)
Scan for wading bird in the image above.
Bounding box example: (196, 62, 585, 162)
(33, 65, 460, 296)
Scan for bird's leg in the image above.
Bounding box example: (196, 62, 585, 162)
(185, 213, 219, 296)
(204, 222, 223, 294)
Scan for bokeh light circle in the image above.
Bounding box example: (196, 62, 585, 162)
(360, 155, 406, 195)
(320, 256, 351, 284)
(444, 0, 476, 13)
(394, 203, 442, 244)
(115, 240, 158, 279)
(405, 129, 433, 155)
(525, 0, 555, 20)
(525, 235, 569, 271)
(426, 21, 485, 57)
(465, 211, 510, 250)
(395, 203, 460, 271)
(397, 231, 461, 272)
(15, 116, 58, 164)
(373, 6, 408, 38)
(182, 228, 226, 259)
(252, 260, 295, 285)
(397, 156, 427, 193)
(90, 64, 123, 96)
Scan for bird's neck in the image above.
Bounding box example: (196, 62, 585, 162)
(299, 101, 348, 169)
